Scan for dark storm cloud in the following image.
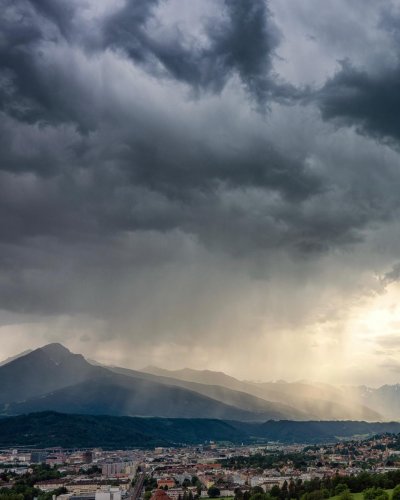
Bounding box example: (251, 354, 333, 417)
(205, 0, 284, 103)
(0, 0, 97, 130)
(0, 1, 44, 122)
(2, 0, 400, 331)
(27, 0, 77, 40)
(0, 0, 287, 133)
(104, 0, 284, 105)
(0, 0, 396, 251)
(103, 0, 161, 64)
(115, 130, 322, 201)
(312, 2, 400, 144)
(317, 60, 400, 143)
(0, 0, 323, 245)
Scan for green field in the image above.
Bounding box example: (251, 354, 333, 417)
(209, 490, 396, 500)
(330, 490, 394, 500)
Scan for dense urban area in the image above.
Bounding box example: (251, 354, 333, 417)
(3, 435, 400, 500)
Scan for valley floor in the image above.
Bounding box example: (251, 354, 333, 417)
(329, 490, 394, 500)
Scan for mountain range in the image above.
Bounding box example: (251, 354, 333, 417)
(0, 343, 399, 422)
(0, 344, 303, 421)
(142, 366, 381, 421)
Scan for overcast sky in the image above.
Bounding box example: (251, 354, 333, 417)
(2, 0, 400, 386)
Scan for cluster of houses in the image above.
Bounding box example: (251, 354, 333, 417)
(2, 434, 400, 500)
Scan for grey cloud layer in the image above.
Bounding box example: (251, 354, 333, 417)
(1, 0, 400, 367)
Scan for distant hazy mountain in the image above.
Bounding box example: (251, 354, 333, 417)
(143, 366, 251, 392)
(0, 344, 303, 421)
(7, 372, 271, 420)
(142, 367, 382, 421)
(110, 366, 308, 420)
(355, 385, 400, 420)
(247, 380, 381, 421)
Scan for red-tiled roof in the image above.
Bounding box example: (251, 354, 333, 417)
(151, 489, 173, 500)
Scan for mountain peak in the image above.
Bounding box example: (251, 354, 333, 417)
(39, 343, 74, 364)
(41, 342, 69, 351)
(0, 342, 99, 407)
